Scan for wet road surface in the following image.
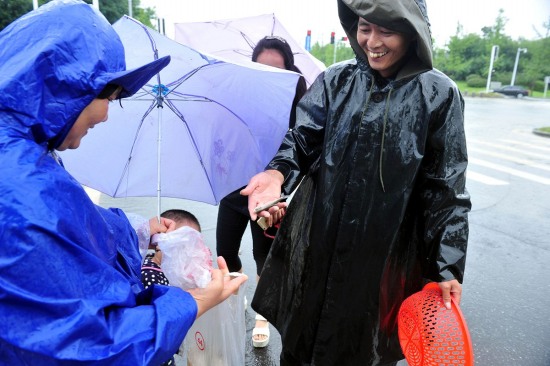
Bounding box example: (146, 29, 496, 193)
(92, 96, 550, 365)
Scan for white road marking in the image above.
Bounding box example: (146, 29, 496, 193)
(468, 139, 550, 161)
(467, 171, 509, 185)
(469, 157, 550, 185)
(468, 147, 550, 172)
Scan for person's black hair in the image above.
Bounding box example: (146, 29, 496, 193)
(252, 36, 295, 71)
(160, 209, 201, 232)
(97, 84, 121, 99)
(252, 36, 308, 128)
(289, 65, 308, 129)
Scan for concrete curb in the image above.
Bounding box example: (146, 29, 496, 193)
(533, 128, 550, 138)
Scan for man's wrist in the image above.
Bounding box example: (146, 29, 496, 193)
(265, 169, 284, 185)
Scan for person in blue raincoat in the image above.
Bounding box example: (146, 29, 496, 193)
(241, 0, 471, 365)
(0, 1, 247, 365)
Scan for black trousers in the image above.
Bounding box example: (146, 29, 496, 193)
(216, 190, 273, 276)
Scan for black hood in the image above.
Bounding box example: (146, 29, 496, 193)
(338, 0, 433, 80)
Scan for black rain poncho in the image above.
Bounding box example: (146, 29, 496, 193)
(250, 0, 471, 364)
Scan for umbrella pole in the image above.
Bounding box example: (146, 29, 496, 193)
(157, 103, 162, 222)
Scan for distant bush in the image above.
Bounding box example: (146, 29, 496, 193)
(532, 80, 547, 92)
(466, 75, 486, 88)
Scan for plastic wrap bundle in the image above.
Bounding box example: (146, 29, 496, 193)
(153, 226, 213, 289)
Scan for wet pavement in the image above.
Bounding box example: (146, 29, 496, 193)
(92, 96, 550, 365)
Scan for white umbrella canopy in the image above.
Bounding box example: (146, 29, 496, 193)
(174, 13, 326, 87)
(60, 16, 300, 210)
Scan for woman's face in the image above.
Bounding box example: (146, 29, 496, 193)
(356, 18, 414, 78)
(256, 49, 286, 69)
(58, 89, 120, 151)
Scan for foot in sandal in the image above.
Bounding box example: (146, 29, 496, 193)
(252, 314, 270, 348)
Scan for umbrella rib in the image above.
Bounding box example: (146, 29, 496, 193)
(112, 101, 157, 196)
(125, 16, 167, 88)
(164, 64, 215, 96)
(270, 14, 276, 36)
(163, 98, 217, 202)
(168, 91, 251, 129)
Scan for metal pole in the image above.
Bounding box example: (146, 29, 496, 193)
(511, 48, 527, 86)
(155, 83, 165, 221)
(333, 40, 337, 64)
(156, 102, 162, 221)
(92, 0, 99, 9)
(128, 0, 132, 17)
(486, 45, 498, 93)
(33, 0, 38, 10)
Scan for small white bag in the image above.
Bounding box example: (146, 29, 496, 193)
(181, 284, 246, 366)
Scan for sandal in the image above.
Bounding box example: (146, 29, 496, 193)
(252, 314, 270, 348)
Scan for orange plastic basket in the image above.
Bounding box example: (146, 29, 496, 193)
(398, 282, 474, 366)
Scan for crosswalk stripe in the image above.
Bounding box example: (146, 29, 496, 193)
(467, 171, 508, 185)
(469, 147, 550, 172)
(468, 139, 550, 160)
(500, 139, 550, 153)
(469, 157, 550, 185)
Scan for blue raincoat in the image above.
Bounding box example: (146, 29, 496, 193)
(0, 1, 196, 364)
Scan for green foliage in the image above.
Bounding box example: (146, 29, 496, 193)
(310, 42, 353, 66)
(0, 0, 156, 31)
(532, 80, 546, 93)
(465, 75, 486, 88)
(0, 0, 33, 29)
(98, 0, 155, 27)
(433, 9, 549, 90)
(310, 8, 548, 91)
(2, 2, 549, 92)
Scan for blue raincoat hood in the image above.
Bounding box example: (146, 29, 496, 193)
(0, 1, 194, 364)
(0, 0, 169, 150)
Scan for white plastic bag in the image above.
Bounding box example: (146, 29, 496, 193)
(124, 212, 150, 260)
(181, 282, 246, 366)
(153, 226, 213, 290)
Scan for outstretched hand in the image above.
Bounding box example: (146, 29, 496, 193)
(241, 169, 286, 221)
(438, 279, 462, 310)
(188, 257, 248, 318)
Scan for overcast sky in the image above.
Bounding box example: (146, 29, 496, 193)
(141, 0, 549, 48)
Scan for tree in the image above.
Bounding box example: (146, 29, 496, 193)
(522, 37, 550, 90)
(481, 9, 508, 42)
(310, 41, 354, 67)
(435, 33, 487, 80)
(0, 0, 156, 31)
(97, 0, 155, 27)
(0, 0, 33, 30)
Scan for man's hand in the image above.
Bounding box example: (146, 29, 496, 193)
(241, 169, 285, 220)
(438, 279, 462, 310)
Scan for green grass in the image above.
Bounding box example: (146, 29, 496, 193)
(455, 81, 486, 95)
(530, 90, 550, 98)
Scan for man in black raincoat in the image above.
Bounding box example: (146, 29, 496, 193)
(241, 0, 471, 365)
